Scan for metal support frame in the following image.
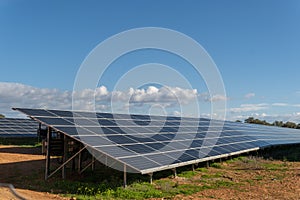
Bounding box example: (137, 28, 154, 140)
(172, 168, 177, 178)
(78, 144, 82, 174)
(91, 156, 95, 171)
(123, 164, 127, 188)
(45, 127, 51, 180)
(38, 123, 41, 143)
(62, 134, 68, 179)
(45, 143, 87, 180)
(206, 161, 210, 168)
(79, 156, 97, 174)
(149, 173, 153, 184)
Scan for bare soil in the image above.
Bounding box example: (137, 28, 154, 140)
(0, 145, 68, 200)
(1, 145, 300, 200)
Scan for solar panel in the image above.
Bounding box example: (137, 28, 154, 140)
(0, 118, 38, 137)
(13, 108, 300, 174)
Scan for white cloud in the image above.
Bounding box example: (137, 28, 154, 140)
(270, 103, 300, 108)
(210, 94, 228, 102)
(199, 93, 228, 102)
(109, 86, 198, 105)
(0, 82, 203, 117)
(0, 82, 73, 116)
(229, 103, 268, 113)
(272, 103, 288, 107)
(244, 93, 255, 99)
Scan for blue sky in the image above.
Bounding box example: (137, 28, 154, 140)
(0, 0, 300, 122)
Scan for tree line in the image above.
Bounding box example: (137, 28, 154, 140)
(239, 117, 300, 129)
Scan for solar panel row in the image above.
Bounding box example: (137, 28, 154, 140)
(0, 118, 38, 137)
(13, 108, 300, 174)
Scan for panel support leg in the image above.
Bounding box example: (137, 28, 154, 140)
(172, 168, 177, 178)
(149, 173, 153, 184)
(62, 134, 67, 179)
(38, 123, 41, 143)
(47, 146, 87, 179)
(78, 145, 82, 174)
(123, 164, 127, 188)
(45, 127, 52, 180)
(91, 156, 95, 171)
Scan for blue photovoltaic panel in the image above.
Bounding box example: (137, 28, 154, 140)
(0, 118, 38, 137)
(13, 108, 300, 174)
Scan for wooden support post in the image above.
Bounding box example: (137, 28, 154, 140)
(149, 173, 153, 184)
(62, 134, 67, 179)
(45, 127, 51, 180)
(172, 168, 177, 178)
(123, 164, 127, 188)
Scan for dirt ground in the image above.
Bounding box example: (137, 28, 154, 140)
(0, 145, 68, 200)
(1, 145, 300, 200)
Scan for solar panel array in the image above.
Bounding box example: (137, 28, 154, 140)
(0, 118, 38, 138)
(13, 108, 300, 174)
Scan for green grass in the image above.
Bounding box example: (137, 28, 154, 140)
(262, 163, 286, 171)
(211, 162, 222, 169)
(226, 156, 247, 164)
(60, 180, 203, 200)
(201, 172, 223, 179)
(20, 168, 237, 200)
(178, 170, 198, 178)
(196, 167, 208, 172)
(3, 143, 297, 200)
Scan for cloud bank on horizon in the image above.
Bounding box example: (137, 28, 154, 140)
(0, 82, 217, 117)
(1, 82, 300, 123)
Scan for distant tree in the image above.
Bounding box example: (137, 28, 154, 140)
(244, 117, 300, 129)
(245, 117, 255, 124)
(0, 114, 4, 118)
(282, 121, 297, 129)
(244, 117, 271, 126)
(273, 120, 284, 127)
(235, 120, 242, 123)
